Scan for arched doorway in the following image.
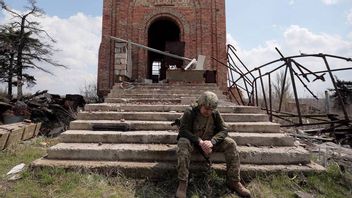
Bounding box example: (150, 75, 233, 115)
(148, 18, 184, 82)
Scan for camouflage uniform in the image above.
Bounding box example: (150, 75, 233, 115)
(176, 92, 241, 183)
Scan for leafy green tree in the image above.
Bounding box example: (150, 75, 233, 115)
(0, 26, 17, 99)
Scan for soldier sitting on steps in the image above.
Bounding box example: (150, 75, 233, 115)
(175, 91, 251, 198)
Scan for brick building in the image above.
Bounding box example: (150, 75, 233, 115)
(98, 0, 227, 96)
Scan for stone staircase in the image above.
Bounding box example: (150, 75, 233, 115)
(32, 83, 325, 179)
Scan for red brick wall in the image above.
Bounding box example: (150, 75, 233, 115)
(98, 0, 227, 96)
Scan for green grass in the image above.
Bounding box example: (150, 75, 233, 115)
(0, 138, 135, 198)
(1, 137, 352, 198)
(0, 137, 53, 175)
(244, 164, 352, 198)
(306, 164, 352, 198)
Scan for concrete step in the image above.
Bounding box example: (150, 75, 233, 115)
(105, 98, 183, 104)
(31, 159, 325, 179)
(32, 82, 324, 179)
(69, 120, 280, 133)
(108, 93, 197, 98)
(77, 112, 269, 122)
(107, 93, 227, 99)
(109, 89, 225, 96)
(110, 85, 222, 90)
(84, 104, 263, 114)
(46, 143, 310, 165)
(112, 83, 218, 89)
(113, 82, 218, 86)
(60, 130, 294, 146)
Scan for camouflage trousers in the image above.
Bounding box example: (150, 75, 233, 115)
(176, 137, 241, 182)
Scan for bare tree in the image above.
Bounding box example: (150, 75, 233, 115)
(272, 70, 292, 111)
(330, 79, 352, 110)
(79, 81, 99, 104)
(0, 0, 67, 99)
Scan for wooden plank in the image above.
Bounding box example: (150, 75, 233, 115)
(22, 123, 37, 140)
(34, 122, 42, 137)
(0, 130, 10, 150)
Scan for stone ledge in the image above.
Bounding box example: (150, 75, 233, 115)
(46, 143, 310, 164)
(31, 158, 325, 180)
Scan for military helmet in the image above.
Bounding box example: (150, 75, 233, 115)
(197, 91, 219, 109)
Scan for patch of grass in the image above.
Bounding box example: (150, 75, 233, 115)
(306, 163, 352, 198)
(1, 138, 352, 198)
(246, 164, 352, 198)
(248, 174, 302, 198)
(0, 137, 56, 176)
(2, 167, 136, 198)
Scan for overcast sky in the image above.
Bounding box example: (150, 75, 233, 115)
(0, 0, 351, 97)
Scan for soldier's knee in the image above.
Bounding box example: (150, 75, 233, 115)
(177, 138, 193, 155)
(224, 137, 238, 151)
(178, 137, 191, 144)
(178, 138, 191, 148)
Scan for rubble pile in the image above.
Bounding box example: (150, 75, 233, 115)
(288, 128, 352, 172)
(0, 91, 85, 136)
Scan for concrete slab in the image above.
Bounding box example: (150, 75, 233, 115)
(105, 98, 182, 104)
(69, 120, 280, 133)
(77, 112, 268, 122)
(108, 93, 192, 98)
(84, 104, 262, 114)
(108, 90, 225, 97)
(60, 130, 294, 146)
(47, 143, 310, 165)
(31, 159, 325, 179)
(107, 93, 226, 98)
(112, 83, 218, 90)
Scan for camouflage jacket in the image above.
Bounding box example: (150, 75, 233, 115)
(177, 106, 228, 146)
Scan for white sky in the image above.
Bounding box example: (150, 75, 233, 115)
(0, 0, 351, 98)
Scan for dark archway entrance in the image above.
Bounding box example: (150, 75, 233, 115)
(148, 18, 184, 82)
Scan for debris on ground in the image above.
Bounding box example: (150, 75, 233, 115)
(287, 127, 352, 172)
(7, 163, 25, 175)
(0, 90, 85, 137)
(294, 191, 315, 198)
(6, 163, 26, 181)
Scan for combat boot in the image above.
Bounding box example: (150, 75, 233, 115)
(175, 180, 188, 198)
(228, 181, 251, 197)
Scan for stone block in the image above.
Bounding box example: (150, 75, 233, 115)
(115, 70, 127, 76)
(0, 131, 9, 150)
(115, 64, 126, 70)
(115, 53, 127, 59)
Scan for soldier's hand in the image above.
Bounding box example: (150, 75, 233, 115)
(203, 140, 213, 148)
(199, 140, 213, 155)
